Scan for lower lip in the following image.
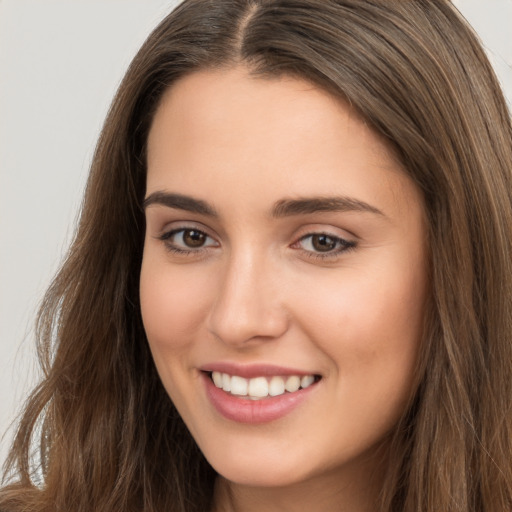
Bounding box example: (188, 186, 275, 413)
(202, 373, 318, 424)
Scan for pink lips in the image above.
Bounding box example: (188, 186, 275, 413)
(200, 363, 319, 424)
(201, 362, 315, 378)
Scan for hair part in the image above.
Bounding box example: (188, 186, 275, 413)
(2, 1, 512, 511)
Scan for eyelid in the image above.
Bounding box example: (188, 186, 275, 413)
(154, 218, 214, 236)
(161, 228, 218, 244)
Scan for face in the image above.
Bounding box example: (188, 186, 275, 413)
(141, 67, 428, 491)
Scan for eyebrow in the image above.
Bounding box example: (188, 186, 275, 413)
(143, 191, 218, 216)
(271, 196, 384, 218)
(143, 191, 384, 218)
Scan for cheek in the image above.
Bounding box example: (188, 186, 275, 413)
(295, 256, 426, 384)
(303, 268, 423, 331)
(139, 253, 210, 355)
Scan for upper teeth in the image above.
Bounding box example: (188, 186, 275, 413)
(211, 372, 315, 399)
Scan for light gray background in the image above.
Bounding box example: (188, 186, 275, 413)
(1, 0, 511, 465)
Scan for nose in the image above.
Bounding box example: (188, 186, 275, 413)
(207, 250, 289, 347)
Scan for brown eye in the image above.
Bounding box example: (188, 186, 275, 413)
(183, 229, 206, 247)
(311, 234, 337, 252)
(159, 228, 218, 254)
(296, 232, 356, 258)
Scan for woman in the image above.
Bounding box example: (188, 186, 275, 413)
(2, 0, 512, 511)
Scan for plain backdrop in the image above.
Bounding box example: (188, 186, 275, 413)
(1, 0, 511, 466)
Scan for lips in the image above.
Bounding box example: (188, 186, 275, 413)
(200, 364, 321, 423)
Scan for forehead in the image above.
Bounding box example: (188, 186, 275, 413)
(146, 66, 419, 218)
(148, 66, 394, 163)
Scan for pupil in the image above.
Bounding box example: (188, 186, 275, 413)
(312, 234, 336, 252)
(184, 230, 205, 247)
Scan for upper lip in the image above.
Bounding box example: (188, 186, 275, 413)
(199, 362, 319, 379)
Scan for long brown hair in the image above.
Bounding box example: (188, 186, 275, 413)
(2, 1, 512, 510)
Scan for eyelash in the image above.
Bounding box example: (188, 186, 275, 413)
(158, 228, 357, 260)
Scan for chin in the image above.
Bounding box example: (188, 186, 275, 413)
(197, 437, 322, 488)
(214, 461, 310, 488)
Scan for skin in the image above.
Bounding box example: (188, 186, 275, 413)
(140, 66, 428, 512)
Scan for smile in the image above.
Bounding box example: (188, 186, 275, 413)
(210, 371, 318, 400)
